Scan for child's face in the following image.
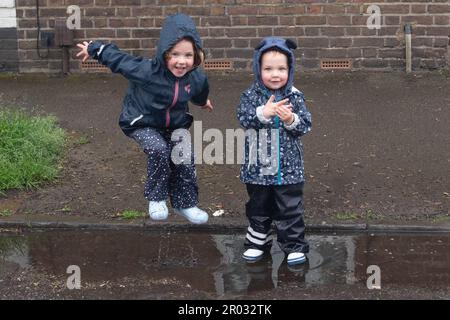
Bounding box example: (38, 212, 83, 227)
(166, 39, 195, 78)
(261, 51, 289, 91)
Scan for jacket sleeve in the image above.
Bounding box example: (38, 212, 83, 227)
(88, 41, 152, 84)
(237, 91, 273, 130)
(190, 76, 209, 106)
(283, 92, 312, 138)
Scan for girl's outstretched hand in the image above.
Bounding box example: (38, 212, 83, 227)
(76, 41, 91, 62)
(200, 99, 213, 112)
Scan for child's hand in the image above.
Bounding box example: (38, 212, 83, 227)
(76, 41, 91, 62)
(200, 99, 213, 112)
(276, 104, 295, 125)
(263, 95, 289, 119)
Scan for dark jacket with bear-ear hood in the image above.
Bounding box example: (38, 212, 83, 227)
(88, 13, 209, 136)
(237, 37, 312, 186)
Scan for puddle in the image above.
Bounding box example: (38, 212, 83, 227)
(0, 229, 449, 299)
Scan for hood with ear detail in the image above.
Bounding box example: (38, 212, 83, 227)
(253, 37, 297, 96)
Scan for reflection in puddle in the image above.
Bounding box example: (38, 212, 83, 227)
(0, 229, 449, 297)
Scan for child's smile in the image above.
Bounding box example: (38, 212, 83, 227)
(261, 51, 289, 90)
(166, 39, 195, 78)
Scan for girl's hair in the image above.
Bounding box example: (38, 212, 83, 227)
(260, 47, 290, 68)
(164, 37, 205, 68)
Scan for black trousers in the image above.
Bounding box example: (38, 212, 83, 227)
(244, 183, 309, 254)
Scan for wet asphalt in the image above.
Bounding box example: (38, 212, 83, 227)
(1, 228, 449, 300)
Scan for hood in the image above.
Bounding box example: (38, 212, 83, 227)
(253, 37, 297, 97)
(156, 13, 203, 66)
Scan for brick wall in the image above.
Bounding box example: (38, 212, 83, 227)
(10, 0, 450, 73)
(0, 0, 18, 72)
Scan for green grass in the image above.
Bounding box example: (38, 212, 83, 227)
(363, 209, 384, 220)
(334, 212, 359, 220)
(121, 210, 146, 219)
(0, 209, 13, 217)
(0, 108, 66, 193)
(73, 135, 90, 145)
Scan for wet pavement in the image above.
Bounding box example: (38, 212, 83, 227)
(0, 228, 449, 300)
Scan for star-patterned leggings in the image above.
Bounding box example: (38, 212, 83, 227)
(130, 127, 198, 209)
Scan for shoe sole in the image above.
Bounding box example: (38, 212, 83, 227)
(287, 256, 307, 266)
(242, 254, 264, 263)
(149, 213, 168, 220)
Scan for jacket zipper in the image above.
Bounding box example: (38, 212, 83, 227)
(166, 80, 179, 127)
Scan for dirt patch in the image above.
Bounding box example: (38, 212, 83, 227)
(0, 71, 449, 226)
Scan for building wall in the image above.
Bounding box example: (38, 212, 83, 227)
(0, 0, 18, 72)
(9, 0, 450, 73)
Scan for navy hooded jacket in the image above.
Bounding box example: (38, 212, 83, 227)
(237, 37, 312, 185)
(87, 14, 209, 136)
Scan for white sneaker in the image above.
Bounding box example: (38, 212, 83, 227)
(242, 248, 265, 262)
(174, 207, 208, 224)
(148, 201, 168, 220)
(287, 252, 306, 265)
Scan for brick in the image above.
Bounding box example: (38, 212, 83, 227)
(361, 58, 389, 69)
(300, 48, 318, 59)
(329, 37, 353, 48)
(300, 58, 319, 69)
(210, 6, 225, 16)
(411, 5, 427, 14)
(346, 48, 361, 58)
(109, 19, 139, 28)
(84, 8, 116, 17)
(257, 28, 273, 37)
(305, 5, 322, 14)
(227, 6, 258, 16)
(434, 16, 450, 25)
(304, 27, 320, 36)
(132, 29, 160, 38)
(384, 37, 400, 48)
(258, 5, 305, 15)
(323, 5, 346, 14)
(328, 16, 351, 26)
(86, 29, 116, 38)
(433, 37, 449, 48)
(401, 16, 433, 25)
(139, 18, 155, 28)
(132, 7, 163, 16)
(247, 16, 279, 26)
(353, 37, 384, 47)
(231, 16, 248, 26)
(225, 48, 253, 59)
(112, 39, 140, 49)
(296, 16, 326, 25)
(298, 37, 329, 48)
(233, 39, 249, 48)
(319, 48, 348, 58)
(378, 48, 405, 59)
(225, 28, 257, 38)
(321, 27, 345, 37)
(116, 30, 132, 38)
(426, 27, 450, 36)
(273, 27, 304, 37)
(209, 28, 225, 37)
(204, 38, 232, 48)
(427, 4, 450, 14)
(110, 0, 141, 5)
(201, 16, 231, 27)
